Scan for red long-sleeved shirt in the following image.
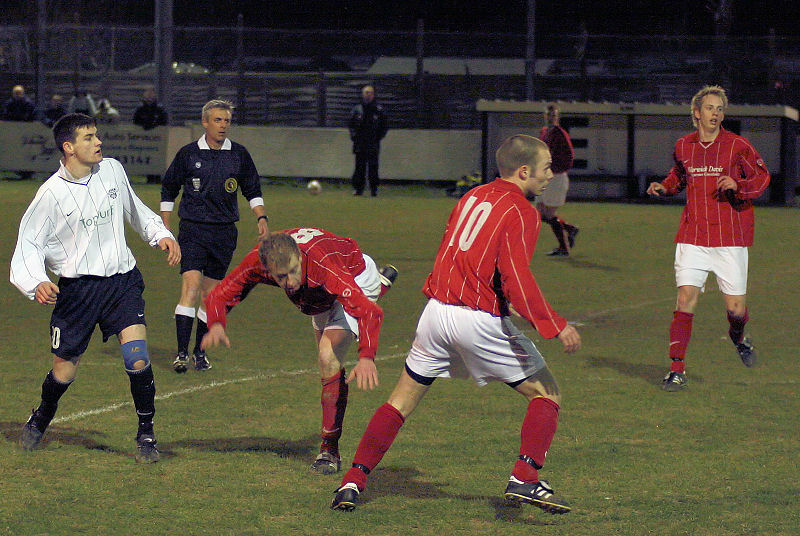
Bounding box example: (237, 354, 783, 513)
(423, 179, 567, 339)
(540, 125, 574, 174)
(205, 228, 383, 359)
(660, 128, 770, 247)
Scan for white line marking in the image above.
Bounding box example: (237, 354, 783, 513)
(51, 352, 408, 424)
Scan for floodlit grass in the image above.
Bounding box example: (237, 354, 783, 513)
(1, 178, 798, 535)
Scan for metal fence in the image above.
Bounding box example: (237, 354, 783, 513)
(2, 24, 799, 129)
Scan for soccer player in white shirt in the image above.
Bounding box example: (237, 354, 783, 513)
(10, 113, 180, 462)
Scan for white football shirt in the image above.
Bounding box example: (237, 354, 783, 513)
(10, 158, 174, 299)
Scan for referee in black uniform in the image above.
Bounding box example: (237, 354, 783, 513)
(160, 99, 269, 373)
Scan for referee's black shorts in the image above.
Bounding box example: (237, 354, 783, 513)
(50, 267, 146, 359)
(178, 220, 238, 280)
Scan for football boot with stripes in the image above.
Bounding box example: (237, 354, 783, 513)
(662, 371, 687, 392)
(504, 477, 571, 514)
(735, 336, 757, 367)
(193, 350, 212, 371)
(310, 451, 341, 474)
(330, 482, 360, 511)
(20, 409, 48, 451)
(135, 432, 160, 463)
(172, 351, 189, 373)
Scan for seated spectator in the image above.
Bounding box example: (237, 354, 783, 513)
(133, 86, 168, 130)
(39, 94, 66, 128)
(67, 90, 98, 116)
(94, 97, 120, 124)
(2, 85, 36, 121)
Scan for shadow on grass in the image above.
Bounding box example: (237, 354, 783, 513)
(544, 255, 620, 272)
(162, 434, 318, 461)
(583, 355, 704, 385)
(362, 466, 562, 525)
(0, 421, 147, 460)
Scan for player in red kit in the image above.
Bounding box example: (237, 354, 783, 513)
(538, 104, 578, 256)
(202, 229, 398, 473)
(330, 134, 581, 514)
(647, 85, 770, 392)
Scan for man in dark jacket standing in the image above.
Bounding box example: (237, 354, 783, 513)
(348, 85, 388, 197)
(133, 86, 169, 184)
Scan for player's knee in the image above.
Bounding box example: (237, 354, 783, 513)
(121, 340, 150, 372)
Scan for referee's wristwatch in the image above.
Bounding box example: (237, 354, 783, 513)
(258, 215, 269, 223)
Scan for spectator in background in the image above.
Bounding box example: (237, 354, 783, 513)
(39, 94, 67, 128)
(67, 90, 98, 117)
(133, 86, 169, 131)
(2, 84, 36, 122)
(348, 85, 388, 197)
(133, 86, 169, 184)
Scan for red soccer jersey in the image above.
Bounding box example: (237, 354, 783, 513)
(540, 125, 574, 174)
(423, 179, 567, 339)
(660, 128, 770, 247)
(205, 228, 384, 359)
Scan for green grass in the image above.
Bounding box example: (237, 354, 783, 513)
(1, 178, 799, 535)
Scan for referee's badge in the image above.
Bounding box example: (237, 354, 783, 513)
(192, 177, 201, 191)
(195, 161, 201, 168)
(224, 177, 238, 193)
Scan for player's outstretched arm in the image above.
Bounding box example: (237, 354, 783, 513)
(557, 324, 581, 354)
(347, 358, 379, 390)
(201, 323, 230, 349)
(35, 281, 59, 305)
(158, 237, 181, 266)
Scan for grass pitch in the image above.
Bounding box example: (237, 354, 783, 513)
(1, 178, 798, 535)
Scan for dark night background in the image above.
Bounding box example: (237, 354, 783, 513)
(3, 1, 800, 36)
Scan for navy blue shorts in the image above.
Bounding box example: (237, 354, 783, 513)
(50, 267, 146, 359)
(178, 220, 238, 280)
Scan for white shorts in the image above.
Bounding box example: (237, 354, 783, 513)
(404, 299, 547, 387)
(537, 171, 569, 207)
(311, 254, 381, 337)
(674, 244, 748, 295)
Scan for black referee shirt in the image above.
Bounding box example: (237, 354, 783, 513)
(161, 139, 262, 224)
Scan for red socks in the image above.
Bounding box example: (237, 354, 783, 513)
(669, 311, 694, 373)
(512, 397, 560, 483)
(341, 403, 405, 490)
(320, 369, 349, 455)
(727, 308, 748, 345)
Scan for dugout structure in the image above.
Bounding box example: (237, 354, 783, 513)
(477, 100, 799, 204)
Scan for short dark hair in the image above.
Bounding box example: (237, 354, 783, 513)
(53, 113, 96, 155)
(495, 134, 547, 178)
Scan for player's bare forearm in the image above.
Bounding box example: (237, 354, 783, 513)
(347, 358, 379, 390)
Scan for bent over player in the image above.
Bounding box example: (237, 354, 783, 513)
(331, 134, 581, 514)
(10, 113, 181, 462)
(647, 85, 770, 391)
(202, 229, 398, 474)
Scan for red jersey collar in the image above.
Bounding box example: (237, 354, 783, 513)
(688, 127, 732, 144)
(491, 177, 525, 196)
